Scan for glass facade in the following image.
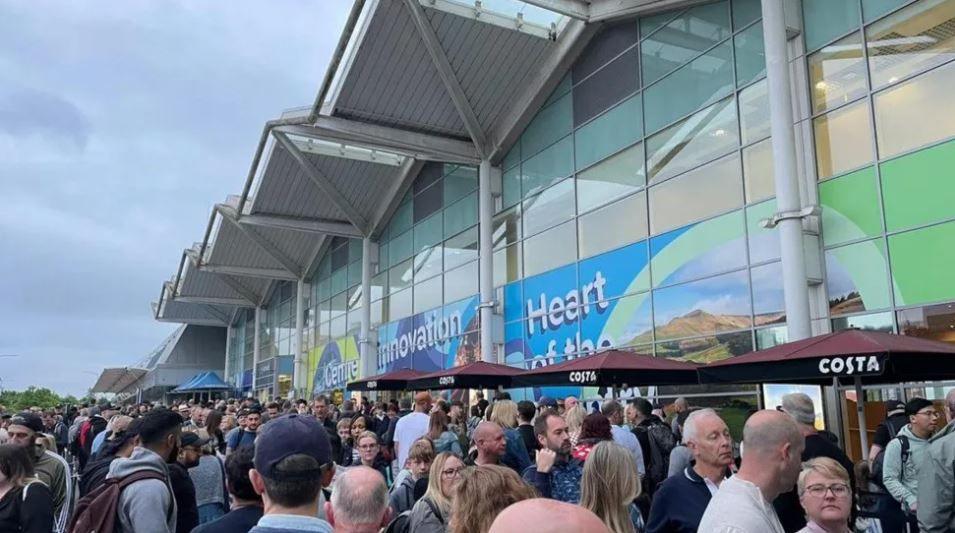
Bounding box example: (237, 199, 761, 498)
(225, 0, 955, 408)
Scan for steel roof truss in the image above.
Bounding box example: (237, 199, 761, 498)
(239, 213, 362, 238)
(272, 132, 371, 236)
(216, 204, 304, 278)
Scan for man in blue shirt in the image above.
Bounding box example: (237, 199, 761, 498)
(522, 409, 583, 504)
(646, 409, 734, 533)
(248, 414, 335, 533)
(226, 407, 261, 454)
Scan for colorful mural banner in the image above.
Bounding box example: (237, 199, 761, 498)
(308, 335, 360, 395)
(377, 295, 481, 374)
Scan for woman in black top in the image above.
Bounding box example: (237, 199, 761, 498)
(0, 444, 54, 533)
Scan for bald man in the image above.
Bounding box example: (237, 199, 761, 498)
(697, 410, 804, 533)
(489, 498, 610, 533)
(467, 421, 507, 466)
(325, 466, 391, 533)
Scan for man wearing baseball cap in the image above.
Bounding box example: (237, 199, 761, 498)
(249, 414, 335, 532)
(8, 411, 72, 531)
(869, 399, 908, 466)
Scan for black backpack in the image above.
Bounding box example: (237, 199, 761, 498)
(384, 510, 412, 533)
(635, 422, 678, 489)
(872, 434, 910, 491)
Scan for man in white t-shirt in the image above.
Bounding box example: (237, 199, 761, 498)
(393, 392, 432, 469)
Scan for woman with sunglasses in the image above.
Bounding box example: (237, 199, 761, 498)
(409, 452, 466, 533)
(796, 457, 852, 533)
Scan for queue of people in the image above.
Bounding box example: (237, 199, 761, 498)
(2, 387, 955, 532)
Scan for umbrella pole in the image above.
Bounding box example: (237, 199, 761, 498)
(854, 376, 869, 461)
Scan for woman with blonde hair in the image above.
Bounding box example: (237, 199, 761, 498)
(0, 443, 53, 532)
(409, 452, 466, 533)
(449, 464, 537, 533)
(581, 441, 645, 533)
(564, 404, 587, 446)
(796, 457, 852, 533)
(487, 400, 531, 474)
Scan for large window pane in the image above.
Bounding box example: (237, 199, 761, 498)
(735, 21, 766, 87)
(898, 302, 955, 343)
(644, 40, 735, 133)
(492, 206, 522, 250)
(650, 210, 747, 287)
(641, 3, 731, 86)
(574, 47, 639, 127)
(413, 246, 442, 283)
(389, 288, 412, 320)
(808, 32, 867, 113)
(867, 0, 955, 88)
(743, 138, 775, 203)
(889, 220, 955, 306)
(647, 96, 739, 183)
(752, 262, 786, 324)
(413, 214, 443, 252)
(802, 0, 861, 52)
(413, 275, 442, 313)
(825, 239, 892, 315)
(413, 179, 443, 223)
(524, 221, 577, 277)
(863, 0, 908, 22)
(574, 94, 643, 170)
(522, 178, 576, 237)
(444, 166, 477, 205)
(444, 261, 478, 304)
(746, 199, 781, 263)
(880, 138, 955, 232)
(444, 191, 477, 238)
(832, 312, 894, 332)
(389, 259, 413, 294)
(502, 166, 521, 209)
(739, 79, 770, 144)
(819, 166, 882, 246)
(576, 142, 646, 213)
(733, 0, 761, 29)
(523, 135, 574, 197)
(874, 60, 955, 159)
(649, 153, 743, 235)
(813, 100, 874, 179)
(578, 192, 648, 258)
(493, 242, 522, 287)
(444, 226, 478, 271)
(387, 202, 413, 240)
(389, 230, 413, 264)
(653, 270, 753, 341)
(573, 20, 639, 83)
(413, 164, 443, 194)
(523, 93, 573, 158)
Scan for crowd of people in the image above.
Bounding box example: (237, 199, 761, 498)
(0, 388, 954, 532)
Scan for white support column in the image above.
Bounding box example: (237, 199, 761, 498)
(478, 160, 497, 363)
(295, 279, 306, 398)
(361, 238, 375, 380)
(762, 0, 812, 341)
(252, 307, 262, 397)
(224, 324, 232, 388)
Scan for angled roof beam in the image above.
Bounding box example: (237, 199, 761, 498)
(489, 19, 597, 162)
(173, 295, 252, 307)
(521, 0, 590, 19)
(156, 317, 229, 327)
(372, 158, 426, 238)
(403, 0, 489, 158)
(276, 118, 480, 164)
(272, 132, 371, 236)
(199, 304, 232, 324)
(304, 234, 330, 280)
(239, 213, 363, 238)
(183, 248, 262, 305)
(215, 204, 305, 278)
(198, 263, 299, 282)
(589, 0, 704, 22)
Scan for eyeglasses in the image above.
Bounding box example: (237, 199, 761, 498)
(917, 410, 940, 418)
(441, 467, 464, 479)
(804, 483, 850, 498)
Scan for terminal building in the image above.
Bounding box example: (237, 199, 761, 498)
(140, 0, 955, 457)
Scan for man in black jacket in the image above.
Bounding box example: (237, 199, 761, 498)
(169, 432, 204, 533)
(517, 400, 538, 460)
(311, 396, 342, 462)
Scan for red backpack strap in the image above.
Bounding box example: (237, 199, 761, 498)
(116, 470, 166, 490)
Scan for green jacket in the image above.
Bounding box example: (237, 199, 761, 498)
(882, 424, 931, 511)
(918, 420, 955, 532)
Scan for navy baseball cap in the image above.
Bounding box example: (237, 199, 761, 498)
(10, 412, 44, 433)
(538, 396, 558, 408)
(254, 414, 332, 479)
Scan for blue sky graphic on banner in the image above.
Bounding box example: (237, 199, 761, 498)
(310, 335, 359, 395)
(377, 295, 480, 374)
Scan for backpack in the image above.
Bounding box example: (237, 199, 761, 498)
(68, 470, 166, 533)
(384, 510, 413, 533)
(636, 422, 678, 489)
(870, 419, 906, 490)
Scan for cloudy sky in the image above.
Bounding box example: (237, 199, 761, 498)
(0, 1, 352, 397)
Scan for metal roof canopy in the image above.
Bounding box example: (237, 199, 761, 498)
(91, 367, 148, 394)
(154, 280, 238, 327)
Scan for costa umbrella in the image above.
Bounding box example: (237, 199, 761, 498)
(698, 329, 955, 458)
(514, 350, 700, 389)
(410, 361, 523, 390)
(346, 368, 428, 392)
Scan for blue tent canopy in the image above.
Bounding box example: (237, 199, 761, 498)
(172, 371, 230, 393)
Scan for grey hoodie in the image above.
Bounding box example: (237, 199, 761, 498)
(106, 446, 177, 533)
(918, 419, 955, 532)
(882, 424, 931, 511)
